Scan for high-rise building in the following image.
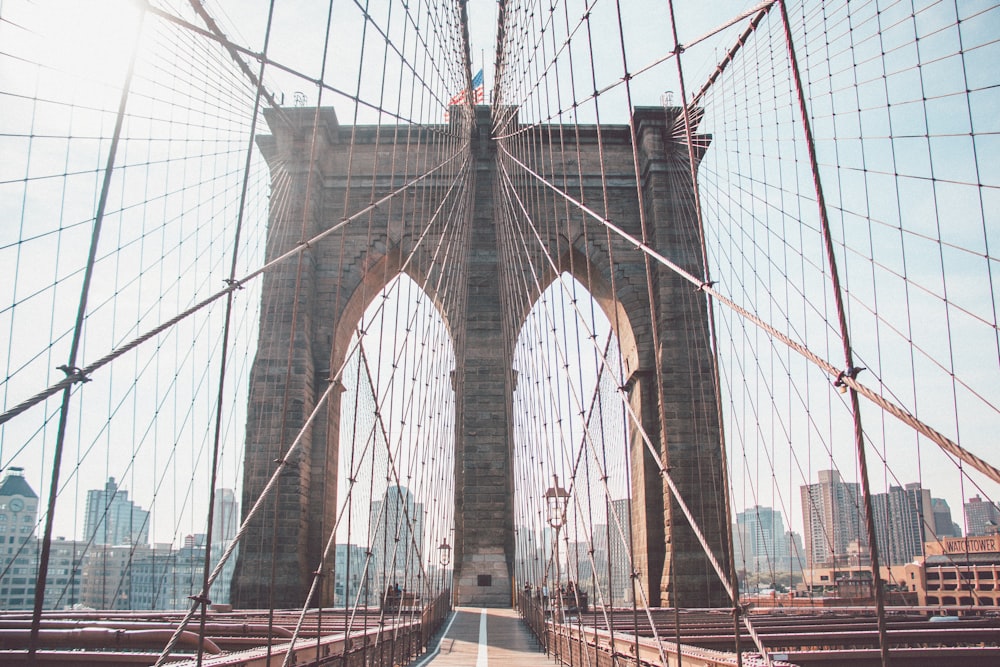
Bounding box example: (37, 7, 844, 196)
(80, 544, 145, 610)
(931, 497, 960, 538)
(734, 505, 802, 575)
(570, 538, 600, 594)
(83, 478, 150, 546)
(0, 468, 40, 610)
(515, 525, 542, 587)
(965, 495, 1000, 536)
(129, 544, 174, 609)
(0, 470, 89, 611)
(0, 472, 237, 612)
(79, 539, 208, 611)
(736, 506, 784, 570)
(786, 531, 805, 573)
(369, 486, 423, 594)
(167, 534, 208, 610)
(563, 500, 634, 606)
(0, 536, 87, 612)
(607, 498, 632, 605)
(211, 488, 239, 545)
(43, 537, 86, 609)
(208, 540, 237, 606)
(871, 483, 934, 565)
(800, 470, 865, 568)
(333, 544, 367, 606)
(208, 488, 239, 605)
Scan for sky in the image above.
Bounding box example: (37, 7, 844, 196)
(1, 0, 997, 556)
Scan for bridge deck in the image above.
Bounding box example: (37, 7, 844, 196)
(415, 607, 557, 667)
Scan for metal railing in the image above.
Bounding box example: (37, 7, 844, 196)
(0, 590, 452, 667)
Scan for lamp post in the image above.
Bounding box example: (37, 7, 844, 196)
(544, 475, 569, 623)
(437, 538, 451, 599)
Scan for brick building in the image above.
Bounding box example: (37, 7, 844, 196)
(910, 535, 1000, 608)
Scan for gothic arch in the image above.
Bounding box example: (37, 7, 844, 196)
(514, 237, 681, 593)
(330, 246, 454, 383)
(235, 104, 730, 609)
(551, 244, 640, 380)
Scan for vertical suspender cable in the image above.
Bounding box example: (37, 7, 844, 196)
(607, 2, 688, 660)
(776, 2, 889, 665)
(27, 7, 147, 662)
(663, 2, 781, 664)
(190, 0, 278, 660)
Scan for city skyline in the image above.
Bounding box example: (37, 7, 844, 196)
(0, 0, 996, 661)
(0, 468, 241, 611)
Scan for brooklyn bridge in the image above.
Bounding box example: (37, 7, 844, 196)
(1, 0, 999, 665)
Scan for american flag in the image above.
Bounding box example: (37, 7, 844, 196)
(444, 69, 484, 120)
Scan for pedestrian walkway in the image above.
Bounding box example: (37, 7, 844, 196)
(412, 607, 559, 667)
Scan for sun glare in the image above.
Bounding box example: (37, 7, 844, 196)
(34, 0, 144, 87)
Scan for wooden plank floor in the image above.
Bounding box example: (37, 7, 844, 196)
(413, 607, 560, 667)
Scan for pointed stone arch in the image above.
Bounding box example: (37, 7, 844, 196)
(232, 107, 465, 608)
(234, 104, 731, 609)
(513, 245, 668, 602)
(331, 247, 454, 382)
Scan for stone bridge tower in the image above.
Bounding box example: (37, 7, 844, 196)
(232, 105, 730, 609)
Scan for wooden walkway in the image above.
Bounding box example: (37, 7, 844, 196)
(412, 607, 559, 667)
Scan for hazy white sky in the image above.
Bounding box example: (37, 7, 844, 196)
(1, 0, 997, 554)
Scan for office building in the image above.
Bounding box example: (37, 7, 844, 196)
(735, 505, 804, 579)
(211, 488, 239, 545)
(369, 486, 424, 594)
(800, 470, 865, 568)
(931, 497, 961, 538)
(83, 478, 150, 546)
(965, 495, 1000, 536)
(871, 483, 934, 565)
(333, 543, 367, 606)
(607, 498, 633, 605)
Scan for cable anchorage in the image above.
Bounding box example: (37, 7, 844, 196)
(833, 366, 866, 394)
(56, 365, 91, 383)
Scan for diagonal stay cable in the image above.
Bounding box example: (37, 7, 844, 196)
(153, 364, 345, 667)
(492, 1, 777, 141)
(0, 146, 469, 428)
(145, 4, 455, 129)
(152, 155, 471, 666)
(496, 155, 770, 663)
(539, 327, 663, 666)
(28, 7, 148, 659)
(279, 165, 472, 666)
(661, 0, 750, 658)
(495, 151, 676, 660)
(496, 142, 1000, 487)
(185, 0, 281, 109)
(193, 0, 280, 660)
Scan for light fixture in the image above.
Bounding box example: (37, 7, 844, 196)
(438, 538, 452, 567)
(544, 475, 569, 530)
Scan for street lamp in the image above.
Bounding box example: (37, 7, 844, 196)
(437, 538, 451, 567)
(437, 538, 452, 600)
(544, 475, 569, 530)
(544, 475, 569, 622)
